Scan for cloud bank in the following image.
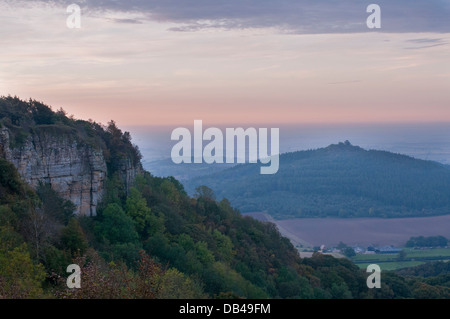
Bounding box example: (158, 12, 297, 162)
(22, 0, 450, 33)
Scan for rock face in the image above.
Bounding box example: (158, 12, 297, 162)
(0, 128, 139, 216)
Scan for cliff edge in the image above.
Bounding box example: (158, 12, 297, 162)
(0, 96, 142, 216)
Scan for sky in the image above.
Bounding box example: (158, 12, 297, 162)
(0, 0, 449, 127)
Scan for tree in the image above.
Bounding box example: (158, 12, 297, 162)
(194, 185, 216, 201)
(125, 187, 164, 237)
(29, 100, 55, 125)
(0, 158, 26, 198)
(336, 242, 356, 257)
(21, 207, 56, 260)
(36, 183, 75, 225)
(20, 184, 76, 260)
(95, 203, 139, 245)
(330, 282, 353, 299)
(157, 268, 205, 299)
(411, 282, 445, 299)
(337, 241, 347, 251)
(0, 226, 23, 251)
(0, 244, 46, 298)
(160, 180, 181, 204)
(54, 250, 165, 299)
(343, 247, 356, 258)
(126, 188, 151, 232)
(134, 250, 163, 298)
(212, 229, 234, 263)
(61, 218, 88, 256)
(195, 241, 215, 265)
(406, 235, 448, 248)
(397, 250, 407, 261)
(54, 251, 133, 299)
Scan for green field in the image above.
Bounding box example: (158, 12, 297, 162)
(352, 247, 450, 271)
(355, 261, 426, 271)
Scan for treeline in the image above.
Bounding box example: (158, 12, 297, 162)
(395, 261, 450, 297)
(188, 141, 450, 219)
(396, 261, 450, 279)
(406, 236, 448, 248)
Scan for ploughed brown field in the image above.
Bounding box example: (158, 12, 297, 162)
(243, 213, 450, 247)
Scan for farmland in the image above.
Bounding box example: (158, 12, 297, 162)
(273, 215, 450, 247)
(244, 212, 450, 271)
(351, 248, 450, 271)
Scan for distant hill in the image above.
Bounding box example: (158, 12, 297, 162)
(186, 141, 450, 219)
(144, 157, 234, 181)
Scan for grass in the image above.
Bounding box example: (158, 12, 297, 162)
(351, 247, 450, 271)
(355, 261, 426, 271)
(352, 253, 398, 262)
(403, 248, 450, 258)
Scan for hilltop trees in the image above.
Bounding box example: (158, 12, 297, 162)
(0, 96, 142, 179)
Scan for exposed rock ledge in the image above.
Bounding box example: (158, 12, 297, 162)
(0, 128, 138, 216)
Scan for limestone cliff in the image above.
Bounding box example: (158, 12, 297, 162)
(0, 127, 140, 216)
